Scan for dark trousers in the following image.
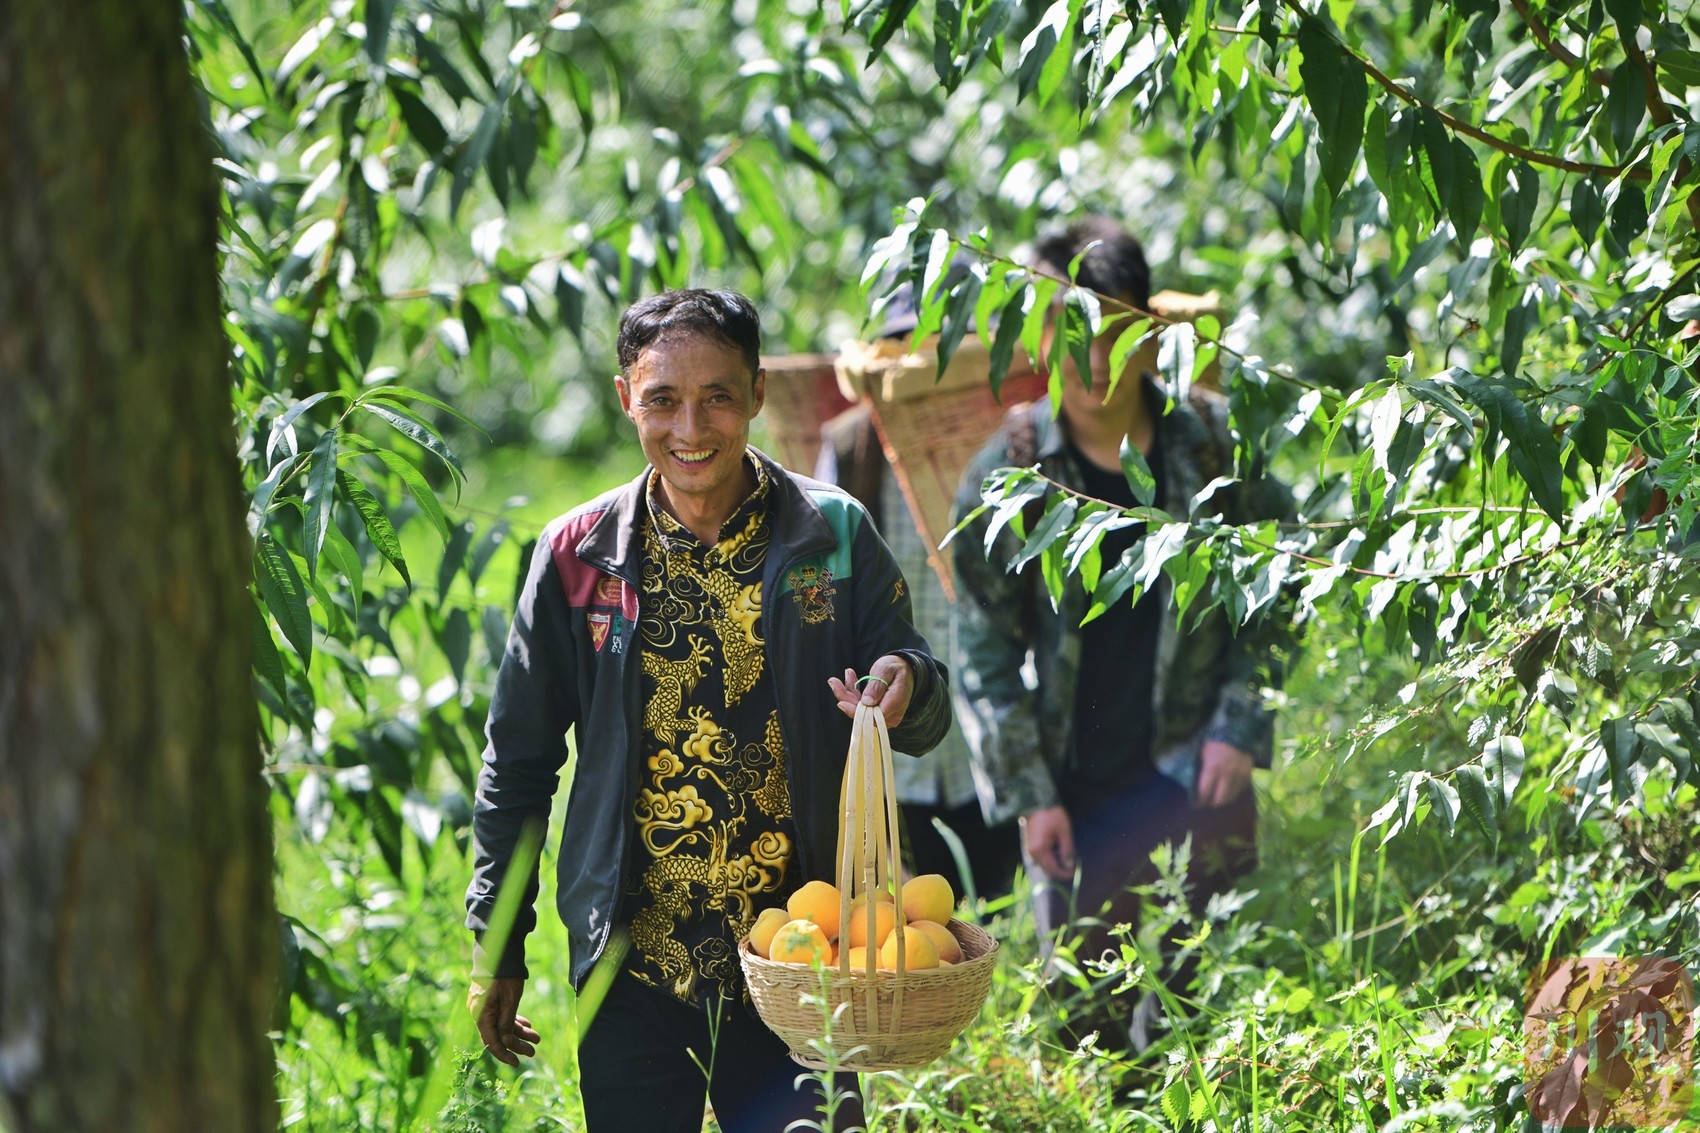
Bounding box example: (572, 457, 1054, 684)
(1032, 769, 1257, 1054)
(901, 798, 1021, 904)
(577, 969, 865, 1133)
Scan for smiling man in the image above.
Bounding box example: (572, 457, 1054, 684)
(466, 289, 951, 1132)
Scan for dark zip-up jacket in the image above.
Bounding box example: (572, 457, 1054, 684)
(466, 450, 951, 983)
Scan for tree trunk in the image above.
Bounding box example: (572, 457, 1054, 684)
(0, 1, 279, 1129)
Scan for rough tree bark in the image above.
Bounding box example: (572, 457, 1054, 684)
(0, 1, 279, 1130)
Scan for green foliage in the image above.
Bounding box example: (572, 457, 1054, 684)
(188, 0, 1700, 1126)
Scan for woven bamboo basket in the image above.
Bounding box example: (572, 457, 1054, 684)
(739, 704, 998, 1071)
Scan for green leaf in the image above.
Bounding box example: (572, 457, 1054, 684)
(1119, 435, 1157, 506)
(1453, 764, 1497, 840)
(1501, 294, 1534, 378)
(1011, 497, 1077, 572)
(1482, 734, 1525, 805)
(933, 0, 963, 88)
(936, 267, 984, 382)
(1161, 1080, 1190, 1128)
(1601, 716, 1642, 802)
(322, 522, 364, 623)
(1447, 136, 1483, 240)
(1016, 0, 1069, 104)
(557, 264, 586, 341)
(1297, 17, 1369, 199)
(866, 0, 923, 60)
(355, 400, 466, 481)
(1604, 0, 1640, 36)
(338, 469, 411, 588)
(1456, 372, 1564, 519)
(365, 0, 395, 63)
(1424, 776, 1460, 835)
(1417, 110, 1453, 214)
(267, 391, 338, 464)
(1500, 161, 1539, 255)
(1156, 321, 1196, 402)
(1062, 288, 1098, 392)
(1609, 182, 1649, 252)
(302, 428, 340, 577)
(1405, 378, 1477, 443)
(370, 448, 452, 544)
(861, 213, 921, 291)
(1571, 176, 1605, 247)
(196, 0, 270, 98)
(1607, 60, 1647, 159)
(558, 57, 595, 162)
(414, 32, 476, 105)
(921, 227, 953, 306)
(1023, 277, 1059, 384)
(988, 284, 1030, 401)
(256, 534, 314, 669)
(438, 607, 472, 683)
(252, 599, 290, 704)
(1659, 49, 1700, 87)
(393, 86, 448, 156)
(1036, 0, 1083, 108)
(367, 788, 406, 882)
(1107, 317, 1153, 399)
(356, 384, 480, 427)
(451, 99, 504, 221)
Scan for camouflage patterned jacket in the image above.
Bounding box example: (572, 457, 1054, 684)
(950, 382, 1285, 824)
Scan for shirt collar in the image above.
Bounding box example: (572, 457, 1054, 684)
(644, 453, 770, 551)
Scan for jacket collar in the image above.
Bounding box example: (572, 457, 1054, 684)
(574, 447, 835, 577)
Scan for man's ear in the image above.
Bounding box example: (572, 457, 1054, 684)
(749, 367, 767, 418)
(614, 373, 634, 418)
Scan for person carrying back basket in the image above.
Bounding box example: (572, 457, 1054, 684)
(952, 218, 1290, 1060)
(464, 288, 953, 1132)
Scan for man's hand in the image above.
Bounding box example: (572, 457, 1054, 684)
(1195, 741, 1255, 809)
(828, 655, 914, 726)
(1021, 805, 1076, 879)
(468, 977, 539, 1066)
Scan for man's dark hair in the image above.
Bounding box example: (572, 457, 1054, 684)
(616, 288, 763, 380)
(1033, 216, 1151, 311)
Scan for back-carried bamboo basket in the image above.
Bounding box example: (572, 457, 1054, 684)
(739, 703, 998, 1071)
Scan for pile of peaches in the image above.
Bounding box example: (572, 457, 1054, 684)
(746, 874, 963, 970)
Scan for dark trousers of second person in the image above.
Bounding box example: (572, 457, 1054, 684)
(902, 798, 1021, 905)
(578, 968, 865, 1133)
(1031, 767, 1257, 1056)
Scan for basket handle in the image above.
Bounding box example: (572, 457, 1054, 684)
(833, 703, 907, 1030)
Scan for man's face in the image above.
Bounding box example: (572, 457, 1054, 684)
(615, 332, 765, 513)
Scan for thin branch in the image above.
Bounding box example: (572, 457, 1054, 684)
(943, 236, 1335, 395)
(1508, 0, 1609, 87)
(1280, 0, 1641, 181)
(1356, 51, 1638, 180)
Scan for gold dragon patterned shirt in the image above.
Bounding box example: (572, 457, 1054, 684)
(624, 459, 798, 1005)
